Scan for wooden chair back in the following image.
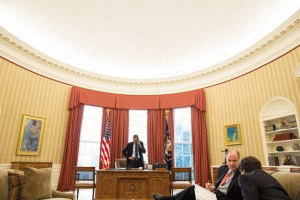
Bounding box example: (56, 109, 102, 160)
(74, 166, 96, 200)
(171, 167, 192, 195)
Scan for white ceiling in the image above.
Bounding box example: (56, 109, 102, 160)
(1, 0, 300, 80)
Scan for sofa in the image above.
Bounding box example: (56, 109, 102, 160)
(0, 167, 76, 200)
(272, 172, 300, 200)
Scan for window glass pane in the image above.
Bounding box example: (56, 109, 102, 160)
(80, 106, 103, 142)
(174, 107, 194, 180)
(175, 144, 182, 156)
(183, 144, 191, 155)
(175, 156, 183, 167)
(78, 105, 103, 169)
(129, 110, 148, 164)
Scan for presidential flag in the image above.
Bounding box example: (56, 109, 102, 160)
(164, 119, 172, 170)
(100, 116, 111, 169)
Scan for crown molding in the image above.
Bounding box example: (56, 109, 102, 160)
(1, 11, 300, 95)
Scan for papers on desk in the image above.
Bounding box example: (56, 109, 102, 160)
(115, 168, 144, 170)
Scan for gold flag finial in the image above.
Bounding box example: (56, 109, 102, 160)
(106, 108, 111, 116)
(165, 110, 169, 120)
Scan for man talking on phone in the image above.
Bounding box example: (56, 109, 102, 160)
(122, 135, 146, 169)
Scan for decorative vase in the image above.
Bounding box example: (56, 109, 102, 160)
(276, 146, 284, 151)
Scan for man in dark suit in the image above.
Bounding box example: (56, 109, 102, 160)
(238, 156, 291, 200)
(122, 135, 146, 169)
(206, 149, 243, 200)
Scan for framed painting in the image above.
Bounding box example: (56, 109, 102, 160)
(223, 124, 242, 146)
(16, 115, 45, 156)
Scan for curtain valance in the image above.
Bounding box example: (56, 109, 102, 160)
(68, 86, 206, 111)
(115, 94, 160, 109)
(68, 87, 116, 109)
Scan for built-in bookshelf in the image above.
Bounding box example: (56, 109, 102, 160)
(260, 97, 300, 167)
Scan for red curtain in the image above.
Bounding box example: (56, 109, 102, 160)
(160, 90, 195, 109)
(57, 104, 84, 191)
(59, 86, 209, 190)
(109, 109, 129, 168)
(147, 110, 165, 164)
(69, 86, 206, 111)
(192, 106, 210, 187)
(116, 94, 160, 109)
(68, 87, 116, 109)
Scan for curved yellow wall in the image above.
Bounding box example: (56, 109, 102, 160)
(206, 46, 300, 165)
(1, 45, 300, 166)
(0, 58, 71, 164)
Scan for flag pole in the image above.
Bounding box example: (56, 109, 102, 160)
(101, 108, 111, 170)
(164, 110, 172, 170)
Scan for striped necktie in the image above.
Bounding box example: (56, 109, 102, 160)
(216, 171, 232, 191)
(220, 171, 232, 186)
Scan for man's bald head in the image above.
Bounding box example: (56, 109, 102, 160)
(227, 149, 240, 159)
(226, 149, 240, 171)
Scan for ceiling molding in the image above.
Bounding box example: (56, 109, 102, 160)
(1, 11, 300, 94)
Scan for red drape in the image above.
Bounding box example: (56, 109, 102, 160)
(57, 104, 84, 191)
(109, 109, 129, 168)
(69, 86, 206, 111)
(192, 106, 210, 187)
(59, 86, 209, 190)
(147, 110, 165, 164)
(160, 91, 195, 109)
(116, 94, 160, 109)
(68, 87, 116, 109)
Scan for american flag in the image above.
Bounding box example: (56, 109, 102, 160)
(100, 116, 111, 169)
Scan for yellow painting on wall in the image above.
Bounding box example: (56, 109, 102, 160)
(16, 115, 45, 156)
(224, 124, 242, 146)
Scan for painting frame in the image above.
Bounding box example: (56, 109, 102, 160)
(223, 124, 242, 146)
(16, 115, 45, 156)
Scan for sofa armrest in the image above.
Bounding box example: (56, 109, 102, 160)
(272, 172, 300, 200)
(52, 190, 76, 200)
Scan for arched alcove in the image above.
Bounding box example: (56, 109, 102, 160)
(260, 96, 297, 120)
(260, 96, 300, 169)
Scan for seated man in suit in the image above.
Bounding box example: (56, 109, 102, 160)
(122, 134, 146, 169)
(206, 149, 243, 200)
(238, 156, 291, 200)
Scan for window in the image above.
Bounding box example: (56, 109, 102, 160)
(128, 110, 148, 164)
(174, 107, 194, 180)
(78, 105, 103, 170)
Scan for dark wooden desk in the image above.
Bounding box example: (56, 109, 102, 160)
(96, 169, 171, 200)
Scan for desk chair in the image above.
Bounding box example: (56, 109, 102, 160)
(74, 166, 96, 200)
(171, 168, 192, 195)
(115, 158, 127, 169)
